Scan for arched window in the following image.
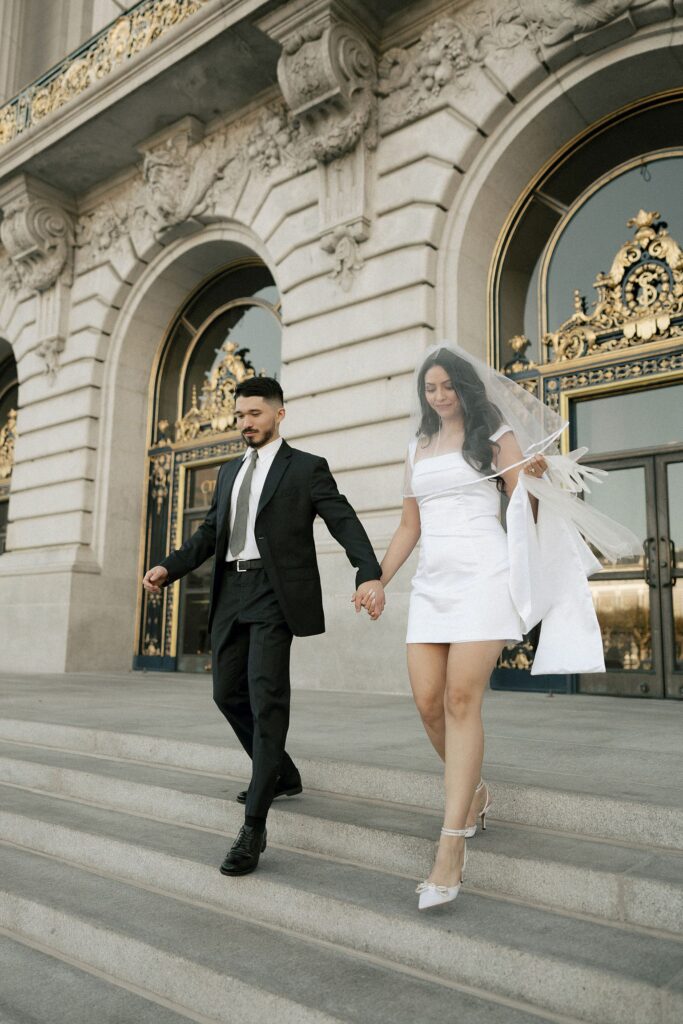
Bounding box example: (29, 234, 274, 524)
(0, 345, 18, 556)
(136, 258, 281, 673)
(491, 90, 683, 368)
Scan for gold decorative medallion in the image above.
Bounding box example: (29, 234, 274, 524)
(544, 211, 683, 363)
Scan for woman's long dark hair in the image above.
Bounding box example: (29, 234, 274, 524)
(417, 348, 503, 480)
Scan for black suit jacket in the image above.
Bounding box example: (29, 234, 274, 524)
(160, 440, 382, 637)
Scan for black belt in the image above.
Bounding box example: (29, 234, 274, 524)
(226, 558, 264, 572)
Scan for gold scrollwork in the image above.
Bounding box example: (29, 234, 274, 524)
(150, 451, 171, 514)
(504, 334, 536, 375)
(542, 210, 683, 364)
(143, 633, 161, 656)
(0, 0, 208, 148)
(174, 341, 260, 443)
(0, 408, 17, 480)
(499, 639, 534, 671)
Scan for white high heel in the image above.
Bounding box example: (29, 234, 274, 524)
(464, 779, 493, 838)
(416, 827, 468, 910)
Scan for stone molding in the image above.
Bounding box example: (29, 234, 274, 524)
(5, 0, 672, 298)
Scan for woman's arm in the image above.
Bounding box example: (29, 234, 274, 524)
(379, 497, 421, 586)
(359, 497, 421, 619)
(496, 431, 547, 520)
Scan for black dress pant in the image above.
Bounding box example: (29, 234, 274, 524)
(211, 567, 297, 820)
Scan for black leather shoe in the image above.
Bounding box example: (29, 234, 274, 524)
(219, 825, 267, 876)
(236, 776, 302, 805)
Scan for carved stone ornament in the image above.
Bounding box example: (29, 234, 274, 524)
(320, 224, 365, 291)
(0, 407, 17, 480)
(524, 0, 659, 47)
(246, 104, 306, 174)
(377, 0, 660, 132)
(76, 200, 129, 256)
(544, 210, 683, 363)
(258, 0, 378, 165)
(0, 176, 75, 293)
(137, 117, 233, 243)
(150, 452, 172, 515)
(174, 341, 261, 444)
(36, 337, 66, 383)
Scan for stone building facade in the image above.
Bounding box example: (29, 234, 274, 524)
(0, 0, 681, 698)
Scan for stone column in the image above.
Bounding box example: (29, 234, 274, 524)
(0, 0, 23, 105)
(0, 174, 99, 671)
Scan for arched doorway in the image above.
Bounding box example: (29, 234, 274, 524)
(0, 342, 18, 556)
(489, 91, 683, 699)
(134, 259, 281, 672)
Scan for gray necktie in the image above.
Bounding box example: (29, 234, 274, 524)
(230, 449, 258, 558)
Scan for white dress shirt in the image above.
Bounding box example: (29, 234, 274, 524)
(227, 436, 283, 561)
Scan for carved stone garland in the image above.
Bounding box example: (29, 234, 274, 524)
(377, 1, 662, 134)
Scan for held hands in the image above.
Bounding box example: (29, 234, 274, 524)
(142, 565, 169, 594)
(351, 580, 385, 621)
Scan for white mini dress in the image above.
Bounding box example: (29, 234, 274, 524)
(406, 427, 523, 645)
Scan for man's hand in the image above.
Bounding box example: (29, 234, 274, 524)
(142, 565, 169, 594)
(352, 580, 385, 620)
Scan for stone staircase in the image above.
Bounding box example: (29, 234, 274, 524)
(0, 716, 681, 1024)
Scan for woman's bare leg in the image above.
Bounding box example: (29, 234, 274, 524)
(428, 640, 504, 886)
(407, 643, 448, 758)
(408, 641, 498, 829)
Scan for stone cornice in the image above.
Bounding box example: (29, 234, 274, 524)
(0, 0, 272, 185)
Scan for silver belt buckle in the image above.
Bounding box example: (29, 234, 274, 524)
(236, 559, 247, 572)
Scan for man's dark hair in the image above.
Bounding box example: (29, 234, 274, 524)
(234, 376, 284, 406)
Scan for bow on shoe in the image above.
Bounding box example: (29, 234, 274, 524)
(545, 448, 608, 494)
(416, 881, 451, 896)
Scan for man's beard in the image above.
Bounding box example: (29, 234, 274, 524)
(243, 426, 275, 448)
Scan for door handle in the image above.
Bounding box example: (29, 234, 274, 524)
(643, 537, 657, 588)
(661, 536, 677, 588)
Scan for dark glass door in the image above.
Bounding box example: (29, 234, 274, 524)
(0, 497, 8, 554)
(656, 453, 683, 698)
(579, 449, 683, 698)
(176, 462, 220, 673)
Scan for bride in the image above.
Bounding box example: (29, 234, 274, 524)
(361, 343, 639, 911)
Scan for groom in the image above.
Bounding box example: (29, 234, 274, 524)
(142, 377, 384, 875)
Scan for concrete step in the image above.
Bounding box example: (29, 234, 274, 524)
(1, 739, 681, 934)
(1, 718, 681, 849)
(0, 933, 199, 1024)
(1, 785, 682, 1024)
(0, 844, 563, 1024)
